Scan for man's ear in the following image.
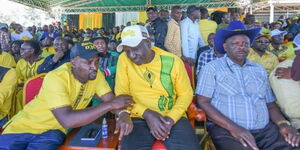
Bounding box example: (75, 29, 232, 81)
(146, 38, 152, 43)
(223, 43, 228, 53)
(146, 38, 152, 47)
(70, 57, 77, 68)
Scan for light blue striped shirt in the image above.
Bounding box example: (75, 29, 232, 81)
(195, 56, 275, 130)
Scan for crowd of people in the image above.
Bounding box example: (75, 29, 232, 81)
(0, 4, 300, 150)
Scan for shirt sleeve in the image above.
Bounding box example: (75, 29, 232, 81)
(166, 57, 193, 123)
(292, 52, 300, 81)
(115, 54, 147, 118)
(37, 55, 56, 74)
(198, 31, 205, 48)
(164, 22, 176, 52)
(43, 72, 72, 109)
(115, 53, 130, 96)
(180, 20, 189, 58)
(196, 53, 205, 76)
(95, 71, 112, 97)
(16, 61, 24, 84)
(154, 21, 168, 49)
(195, 63, 216, 98)
(262, 69, 275, 103)
(0, 69, 17, 105)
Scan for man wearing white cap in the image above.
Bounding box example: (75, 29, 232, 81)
(269, 29, 295, 62)
(115, 25, 200, 150)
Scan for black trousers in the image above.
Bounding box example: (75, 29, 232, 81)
(207, 122, 300, 150)
(121, 118, 201, 150)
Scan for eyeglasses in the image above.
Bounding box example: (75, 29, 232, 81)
(255, 40, 270, 44)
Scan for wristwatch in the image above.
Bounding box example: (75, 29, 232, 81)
(277, 120, 291, 126)
(117, 109, 130, 117)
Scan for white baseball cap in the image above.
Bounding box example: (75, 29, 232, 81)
(294, 33, 300, 51)
(116, 25, 150, 52)
(269, 29, 287, 37)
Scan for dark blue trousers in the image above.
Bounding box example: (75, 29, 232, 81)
(121, 117, 201, 150)
(0, 130, 65, 150)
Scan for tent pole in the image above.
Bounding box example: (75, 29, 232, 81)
(270, 3, 274, 23)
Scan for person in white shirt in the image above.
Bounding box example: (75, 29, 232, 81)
(11, 24, 33, 41)
(181, 5, 205, 66)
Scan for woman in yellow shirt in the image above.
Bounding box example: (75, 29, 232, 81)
(12, 40, 45, 117)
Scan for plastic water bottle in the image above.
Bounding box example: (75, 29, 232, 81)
(102, 118, 108, 138)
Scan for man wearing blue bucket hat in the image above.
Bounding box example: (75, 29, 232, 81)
(196, 21, 300, 150)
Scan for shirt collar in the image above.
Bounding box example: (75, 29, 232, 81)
(251, 48, 274, 57)
(170, 18, 179, 25)
(225, 55, 255, 68)
(187, 17, 198, 23)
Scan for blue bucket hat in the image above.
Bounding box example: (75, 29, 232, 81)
(215, 20, 261, 54)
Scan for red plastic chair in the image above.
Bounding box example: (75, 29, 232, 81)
(152, 140, 167, 150)
(23, 73, 46, 104)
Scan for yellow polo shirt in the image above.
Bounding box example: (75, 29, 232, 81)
(0, 68, 17, 120)
(3, 63, 111, 134)
(247, 48, 279, 74)
(268, 44, 295, 62)
(0, 52, 16, 68)
(115, 46, 193, 123)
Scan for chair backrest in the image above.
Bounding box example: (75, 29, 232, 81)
(23, 73, 46, 104)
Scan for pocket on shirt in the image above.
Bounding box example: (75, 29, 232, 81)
(216, 74, 240, 95)
(245, 77, 266, 98)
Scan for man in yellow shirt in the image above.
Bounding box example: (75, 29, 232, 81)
(268, 29, 295, 62)
(0, 42, 133, 149)
(41, 37, 55, 57)
(115, 25, 200, 150)
(0, 46, 16, 68)
(0, 66, 17, 128)
(248, 34, 279, 74)
(164, 6, 183, 57)
(12, 40, 45, 116)
(198, 6, 217, 45)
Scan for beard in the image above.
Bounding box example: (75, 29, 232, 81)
(88, 70, 97, 80)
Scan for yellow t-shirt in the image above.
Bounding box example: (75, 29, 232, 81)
(0, 52, 16, 68)
(268, 44, 295, 62)
(247, 48, 279, 74)
(41, 46, 55, 58)
(43, 46, 56, 55)
(13, 58, 45, 116)
(115, 46, 193, 123)
(198, 19, 217, 45)
(16, 58, 45, 84)
(0, 68, 17, 120)
(3, 63, 111, 134)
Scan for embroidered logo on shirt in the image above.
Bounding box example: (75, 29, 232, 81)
(143, 68, 155, 88)
(158, 95, 173, 111)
